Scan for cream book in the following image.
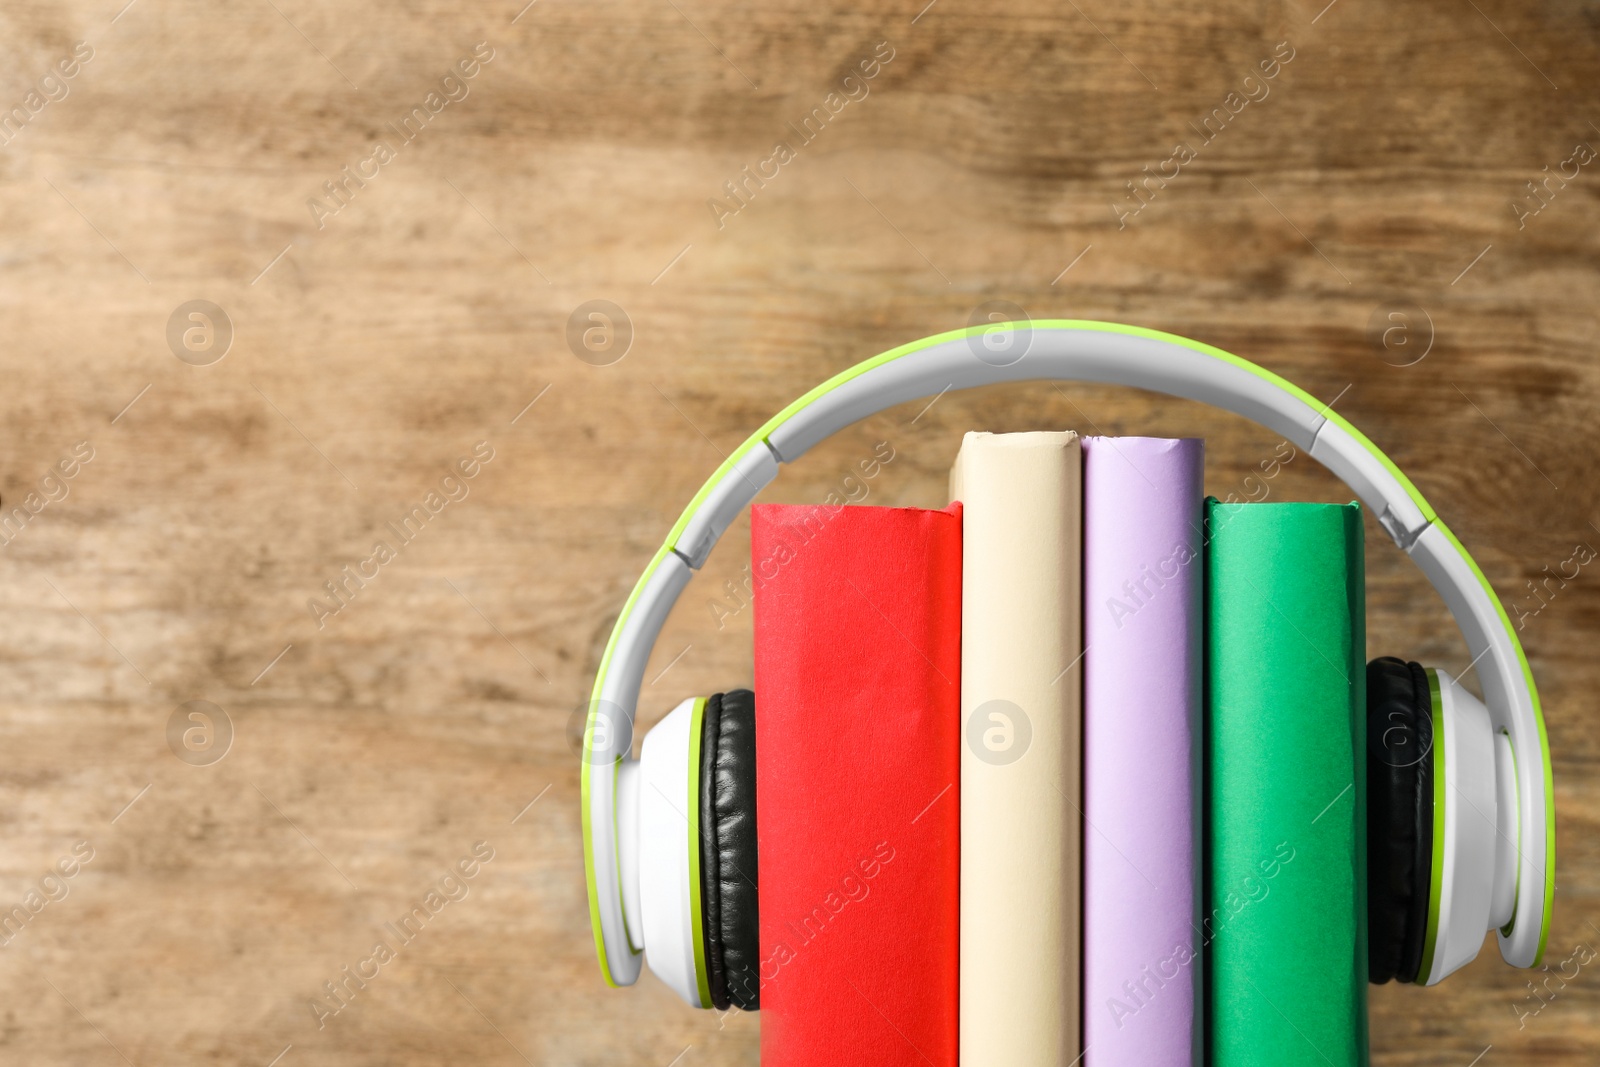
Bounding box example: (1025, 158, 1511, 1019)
(949, 430, 1082, 1067)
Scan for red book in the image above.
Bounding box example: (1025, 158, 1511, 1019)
(752, 502, 961, 1067)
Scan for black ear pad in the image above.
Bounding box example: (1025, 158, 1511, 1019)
(698, 690, 760, 1010)
(1366, 657, 1435, 985)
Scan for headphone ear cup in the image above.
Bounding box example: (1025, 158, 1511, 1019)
(699, 690, 760, 1011)
(1365, 657, 1435, 984)
(639, 696, 716, 1008)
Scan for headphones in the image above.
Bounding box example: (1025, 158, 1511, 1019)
(580, 320, 1555, 1009)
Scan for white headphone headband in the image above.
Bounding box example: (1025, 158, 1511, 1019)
(581, 320, 1553, 987)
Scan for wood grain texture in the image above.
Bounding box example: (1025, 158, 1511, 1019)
(0, 0, 1596, 1063)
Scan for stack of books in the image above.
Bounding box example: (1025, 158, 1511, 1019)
(751, 430, 1367, 1067)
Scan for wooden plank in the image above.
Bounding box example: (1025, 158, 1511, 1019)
(0, 0, 1595, 1062)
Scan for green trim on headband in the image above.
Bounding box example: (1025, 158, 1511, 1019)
(583, 544, 677, 986)
(1316, 410, 1437, 527)
(1419, 668, 1447, 984)
(1432, 520, 1553, 965)
(687, 697, 712, 1009)
(655, 319, 1438, 557)
(584, 320, 1547, 985)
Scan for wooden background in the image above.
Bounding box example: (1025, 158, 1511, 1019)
(0, 0, 1596, 1063)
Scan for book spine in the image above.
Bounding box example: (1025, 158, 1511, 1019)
(1082, 437, 1204, 1066)
(949, 431, 1082, 1067)
(1205, 499, 1368, 1067)
(752, 502, 962, 1067)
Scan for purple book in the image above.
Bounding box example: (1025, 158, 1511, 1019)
(1082, 437, 1204, 1067)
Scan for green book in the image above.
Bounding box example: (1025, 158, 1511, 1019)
(1205, 499, 1368, 1067)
